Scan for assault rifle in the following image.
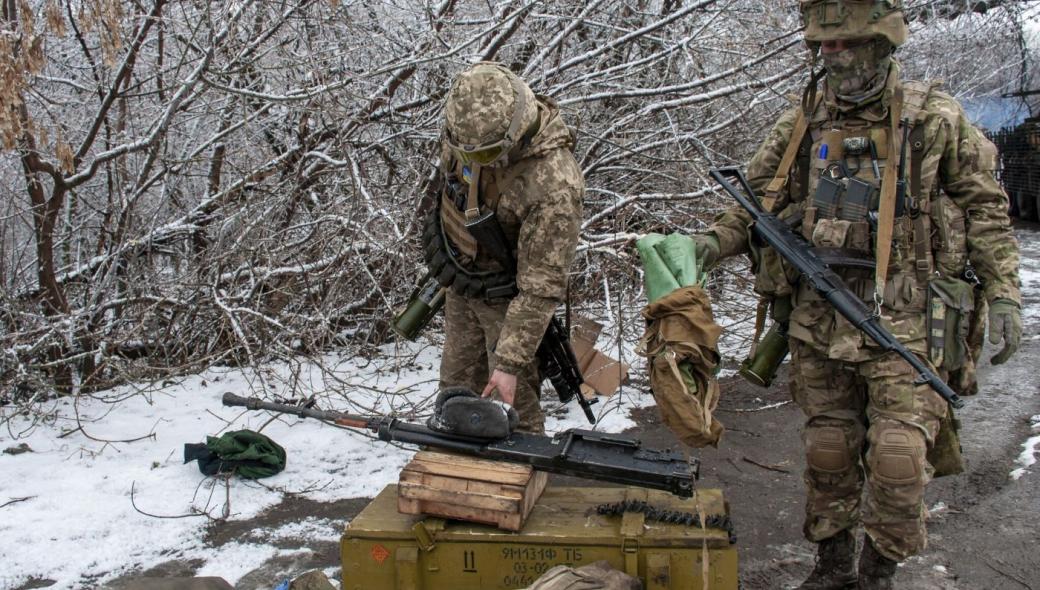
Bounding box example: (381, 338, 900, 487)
(223, 392, 696, 497)
(538, 316, 597, 423)
(708, 167, 965, 409)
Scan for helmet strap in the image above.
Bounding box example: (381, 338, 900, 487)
(802, 61, 825, 118)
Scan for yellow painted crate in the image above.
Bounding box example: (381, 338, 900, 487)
(341, 485, 738, 590)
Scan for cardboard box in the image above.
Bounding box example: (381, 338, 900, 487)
(569, 317, 629, 398)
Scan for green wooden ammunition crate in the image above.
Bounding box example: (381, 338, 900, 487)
(341, 485, 738, 590)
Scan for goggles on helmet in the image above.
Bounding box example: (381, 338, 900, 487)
(445, 137, 510, 167)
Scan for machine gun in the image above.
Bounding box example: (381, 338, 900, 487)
(223, 392, 696, 497)
(708, 167, 965, 409)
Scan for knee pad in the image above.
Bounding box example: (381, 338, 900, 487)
(806, 422, 856, 474)
(870, 426, 925, 486)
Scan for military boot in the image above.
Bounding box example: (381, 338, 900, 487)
(797, 529, 858, 589)
(858, 537, 897, 590)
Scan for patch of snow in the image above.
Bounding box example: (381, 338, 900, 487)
(257, 518, 342, 544)
(1009, 415, 1040, 480)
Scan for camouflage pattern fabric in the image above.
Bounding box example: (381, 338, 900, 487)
(440, 291, 544, 434)
(790, 339, 946, 560)
(820, 38, 893, 105)
(444, 63, 538, 148)
(523, 560, 641, 590)
(800, 0, 908, 48)
(438, 96, 584, 378)
(705, 63, 1021, 562)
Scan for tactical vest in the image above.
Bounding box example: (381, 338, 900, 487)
(756, 81, 977, 374)
(422, 159, 518, 300)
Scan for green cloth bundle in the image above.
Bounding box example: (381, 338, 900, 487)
(636, 233, 704, 302)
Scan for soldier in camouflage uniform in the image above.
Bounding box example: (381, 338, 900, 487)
(688, 2, 1022, 588)
(430, 63, 584, 434)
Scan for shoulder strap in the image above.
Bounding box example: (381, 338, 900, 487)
(904, 80, 938, 282)
(902, 80, 938, 199)
(762, 109, 809, 213)
(874, 86, 904, 303)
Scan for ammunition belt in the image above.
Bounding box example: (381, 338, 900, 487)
(595, 500, 737, 545)
(422, 207, 517, 301)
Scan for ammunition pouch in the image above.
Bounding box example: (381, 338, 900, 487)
(926, 276, 975, 370)
(422, 207, 518, 301)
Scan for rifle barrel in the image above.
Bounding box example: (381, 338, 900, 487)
(709, 167, 965, 409)
(222, 392, 373, 429)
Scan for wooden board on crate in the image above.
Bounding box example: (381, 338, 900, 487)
(397, 450, 548, 531)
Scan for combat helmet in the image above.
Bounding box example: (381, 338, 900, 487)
(800, 0, 908, 48)
(443, 62, 539, 167)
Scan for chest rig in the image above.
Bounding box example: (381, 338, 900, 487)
(768, 81, 939, 292)
(422, 159, 518, 300)
(743, 82, 942, 375)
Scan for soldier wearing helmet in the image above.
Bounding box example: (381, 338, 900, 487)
(686, 1, 1021, 588)
(425, 62, 584, 433)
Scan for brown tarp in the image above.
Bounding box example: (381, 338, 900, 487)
(638, 286, 725, 448)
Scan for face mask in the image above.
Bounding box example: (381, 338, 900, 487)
(821, 38, 893, 105)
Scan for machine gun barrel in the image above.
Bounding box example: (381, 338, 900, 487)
(708, 167, 964, 410)
(222, 392, 697, 497)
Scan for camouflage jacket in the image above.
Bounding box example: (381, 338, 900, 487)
(439, 98, 584, 374)
(709, 65, 1020, 361)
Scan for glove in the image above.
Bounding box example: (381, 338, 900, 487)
(988, 299, 1021, 365)
(689, 233, 721, 270)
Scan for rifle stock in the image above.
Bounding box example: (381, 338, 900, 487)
(222, 392, 696, 497)
(708, 167, 964, 409)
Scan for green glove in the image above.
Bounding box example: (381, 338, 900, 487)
(988, 299, 1022, 365)
(689, 233, 721, 270)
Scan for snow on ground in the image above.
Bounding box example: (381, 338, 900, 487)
(1010, 414, 1040, 480)
(0, 332, 657, 590)
(1009, 226, 1040, 481)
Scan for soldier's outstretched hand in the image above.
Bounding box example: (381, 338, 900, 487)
(988, 299, 1022, 365)
(482, 369, 517, 406)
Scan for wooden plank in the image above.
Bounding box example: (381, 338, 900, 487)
(398, 470, 525, 500)
(402, 499, 510, 529)
(398, 481, 521, 513)
(519, 470, 548, 520)
(397, 495, 422, 515)
(407, 451, 533, 484)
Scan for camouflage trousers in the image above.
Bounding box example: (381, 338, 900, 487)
(440, 291, 545, 434)
(788, 339, 947, 561)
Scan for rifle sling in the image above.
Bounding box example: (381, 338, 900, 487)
(763, 109, 809, 213)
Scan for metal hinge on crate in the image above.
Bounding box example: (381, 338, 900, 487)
(411, 518, 445, 552)
(620, 489, 647, 577)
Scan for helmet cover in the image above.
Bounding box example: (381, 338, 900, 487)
(443, 62, 539, 166)
(801, 0, 908, 48)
